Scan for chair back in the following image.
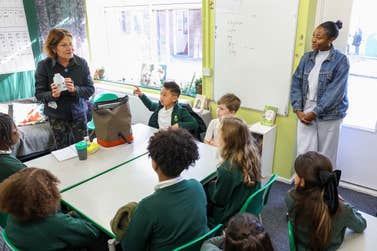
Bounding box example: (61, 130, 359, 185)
(2, 230, 20, 251)
(288, 220, 296, 251)
(239, 174, 277, 215)
(173, 224, 223, 251)
(180, 103, 207, 141)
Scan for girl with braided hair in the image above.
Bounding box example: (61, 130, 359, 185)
(206, 117, 261, 226)
(0, 112, 26, 227)
(286, 151, 366, 251)
(201, 213, 274, 251)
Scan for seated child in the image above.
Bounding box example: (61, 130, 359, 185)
(134, 81, 198, 131)
(0, 168, 106, 251)
(201, 213, 275, 251)
(121, 128, 208, 251)
(286, 151, 367, 251)
(206, 117, 261, 226)
(204, 93, 240, 146)
(0, 113, 26, 227)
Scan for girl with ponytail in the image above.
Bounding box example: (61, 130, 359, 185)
(206, 117, 261, 226)
(201, 213, 274, 251)
(286, 151, 367, 251)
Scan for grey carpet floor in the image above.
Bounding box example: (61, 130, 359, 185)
(261, 181, 377, 251)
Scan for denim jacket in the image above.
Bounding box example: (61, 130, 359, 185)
(290, 46, 349, 120)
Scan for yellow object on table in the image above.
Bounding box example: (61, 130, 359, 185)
(87, 142, 100, 154)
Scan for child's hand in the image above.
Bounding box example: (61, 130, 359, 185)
(51, 83, 61, 98)
(171, 123, 179, 129)
(134, 87, 143, 97)
(209, 139, 219, 147)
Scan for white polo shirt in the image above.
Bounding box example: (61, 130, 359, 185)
(158, 106, 174, 130)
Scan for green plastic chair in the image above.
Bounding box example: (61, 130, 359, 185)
(239, 174, 278, 220)
(288, 220, 296, 251)
(173, 224, 223, 251)
(2, 230, 20, 251)
(87, 93, 119, 130)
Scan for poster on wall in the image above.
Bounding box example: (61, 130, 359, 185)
(0, 0, 35, 74)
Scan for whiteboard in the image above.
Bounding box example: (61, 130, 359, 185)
(214, 0, 299, 115)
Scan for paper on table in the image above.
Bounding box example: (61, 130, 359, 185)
(51, 145, 78, 161)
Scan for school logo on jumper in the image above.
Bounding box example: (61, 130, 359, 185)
(174, 115, 178, 122)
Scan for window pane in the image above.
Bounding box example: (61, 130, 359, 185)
(91, 2, 202, 96)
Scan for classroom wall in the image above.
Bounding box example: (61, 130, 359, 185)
(202, 0, 318, 180)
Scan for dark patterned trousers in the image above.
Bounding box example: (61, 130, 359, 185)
(49, 116, 88, 149)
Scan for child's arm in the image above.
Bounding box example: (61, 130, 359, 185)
(200, 235, 224, 251)
(343, 203, 367, 233)
(204, 120, 215, 145)
(174, 108, 199, 130)
(137, 90, 160, 111)
(59, 213, 101, 246)
(207, 164, 235, 206)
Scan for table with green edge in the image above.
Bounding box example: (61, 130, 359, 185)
(61, 141, 219, 238)
(25, 123, 157, 192)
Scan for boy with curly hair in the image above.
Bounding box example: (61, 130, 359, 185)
(121, 128, 208, 251)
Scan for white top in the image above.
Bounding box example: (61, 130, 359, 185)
(158, 106, 173, 130)
(307, 50, 330, 101)
(154, 176, 183, 190)
(204, 118, 221, 145)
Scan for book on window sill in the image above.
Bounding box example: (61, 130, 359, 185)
(193, 94, 210, 112)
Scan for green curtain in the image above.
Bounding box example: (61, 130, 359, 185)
(0, 1, 42, 102)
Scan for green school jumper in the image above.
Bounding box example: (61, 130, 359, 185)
(206, 160, 260, 226)
(0, 153, 26, 227)
(139, 94, 198, 131)
(6, 213, 101, 251)
(285, 193, 367, 251)
(121, 179, 209, 251)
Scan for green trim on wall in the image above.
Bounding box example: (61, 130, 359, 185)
(202, 0, 317, 179)
(0, 1, 42, 102)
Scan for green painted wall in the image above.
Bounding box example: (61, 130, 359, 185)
(201, 0, 317, 180)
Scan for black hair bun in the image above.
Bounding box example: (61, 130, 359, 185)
(335, 20, 343, 30)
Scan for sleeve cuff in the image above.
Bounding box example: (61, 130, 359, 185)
(313, 106, 322, 115)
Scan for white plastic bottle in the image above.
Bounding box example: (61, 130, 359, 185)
(53, 73, 66, 92)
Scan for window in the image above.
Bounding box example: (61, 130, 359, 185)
(87, 1, 202, 96)
(344, 0, 377, 131)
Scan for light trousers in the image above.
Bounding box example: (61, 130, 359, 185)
(297, 118, 343, 168)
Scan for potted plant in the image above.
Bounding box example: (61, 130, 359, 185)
(195, 77, 202, 95)
(98, 67, 105, 80)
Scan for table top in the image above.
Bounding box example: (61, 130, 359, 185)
(338, 212, 376, 251)
(25, 123, 157, 191)
(61, 141, 219, 238)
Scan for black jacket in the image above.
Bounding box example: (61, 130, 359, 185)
(35, 55, 95, 120)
